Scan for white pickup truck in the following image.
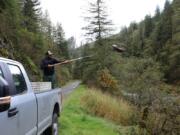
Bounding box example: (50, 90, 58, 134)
(0, 57, 62, 135)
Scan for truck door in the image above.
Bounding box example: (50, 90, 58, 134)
(7, 63, 37, 135)
(0, 62, 19, 135)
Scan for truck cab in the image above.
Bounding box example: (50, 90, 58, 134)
(0, 57, 62, 135)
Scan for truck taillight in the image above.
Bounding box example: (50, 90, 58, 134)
(58, 91, 63, 104)
(60, 92, 63, 104)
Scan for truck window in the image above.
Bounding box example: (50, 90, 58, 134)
(8, 64, 27, 94)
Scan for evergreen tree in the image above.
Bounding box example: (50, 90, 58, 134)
(161, 0, 173, 43)
(81, 0, 114, 83)
(0, 0, 9, 12)
(67, 37, 76, 58)
(151, 0, 173, 58)
(144, 15, 154, 38)
(0, 0, 20, 40)
(55, 23, 65, 43)
(166, 0, 180, 82)
(83, 0, 113, 43)
(22, 0, 40, 32)
(154, 6, 161, 22)
(172, 0, 180, 42)
(53, 23, 69, 59)
(40, 10, 52, 38)
(123, 22, 139, 56)
(40, 10, 54, 46)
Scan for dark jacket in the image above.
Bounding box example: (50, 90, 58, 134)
(40, 57, 60, 76)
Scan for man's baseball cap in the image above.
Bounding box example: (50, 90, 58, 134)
(46, 50, 53, 55)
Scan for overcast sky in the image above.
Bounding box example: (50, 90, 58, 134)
(40, 0, 169, 46)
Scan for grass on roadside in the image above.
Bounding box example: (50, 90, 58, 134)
(59, 85, 136, 135)
(81, 89, 136, 126)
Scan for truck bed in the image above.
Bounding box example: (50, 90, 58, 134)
(35, 88, 62, 134)
(31, 82, 52, 92)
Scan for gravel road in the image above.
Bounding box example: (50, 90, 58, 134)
(61, 81, 81, 96)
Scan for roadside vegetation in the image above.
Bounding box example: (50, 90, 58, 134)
(81, 89, 136, 126)
(60, 85, 137, 135)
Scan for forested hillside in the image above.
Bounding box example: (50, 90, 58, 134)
(73, 0, 179, 134)
(0, 0, 179, 134)
(74, 0, 180, 90)
(0, 0, 74, 84)
(117, 0, 180, 83)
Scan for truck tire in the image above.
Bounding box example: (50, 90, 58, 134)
(43, 113, 59, 135)
(52, 113, 59, 135)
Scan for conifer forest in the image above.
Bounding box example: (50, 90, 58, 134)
(0, 0, 179, 134)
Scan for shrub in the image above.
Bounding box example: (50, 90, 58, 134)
(97, 68, 118, 94)
(81, 89, 137, 126)
(117, 58, 164, 107)
(144, 98, 180, 135)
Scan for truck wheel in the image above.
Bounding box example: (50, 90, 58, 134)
(43, 113, 59, 135)
(52, 113, 59, 135)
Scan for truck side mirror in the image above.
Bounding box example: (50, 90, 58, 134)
(0, 77, 11, 112)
